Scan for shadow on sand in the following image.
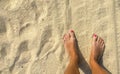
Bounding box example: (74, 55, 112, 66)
(75, 35, 111, 74)
(99, 54, 112, 74)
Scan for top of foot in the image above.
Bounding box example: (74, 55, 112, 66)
(63, 30, 79, 63)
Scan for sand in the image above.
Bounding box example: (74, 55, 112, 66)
(0, 0, 120, 74)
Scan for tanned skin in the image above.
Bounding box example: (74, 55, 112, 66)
(63, 30, 109, 74)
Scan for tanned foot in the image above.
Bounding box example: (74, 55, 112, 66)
(90, 34, 105, 64)
(63, 30, 79, 64)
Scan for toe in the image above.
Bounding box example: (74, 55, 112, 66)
(99, 38, 103, 43)
(102, 41, 105, 47)
(101, 39, 104, 44)
(63, 34, 67, 41)
(100, 41, 104, 47)
(98, 37, 100, 43)
(92, 34, 98, 43)
(66, 33, 70, 40)
(69, 30, 75, 38)
(97, 37, 100, 43)
(101, 39, 105, 48)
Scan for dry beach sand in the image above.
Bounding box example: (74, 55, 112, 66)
(0, 0, 120, 74)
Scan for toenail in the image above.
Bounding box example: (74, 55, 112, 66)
(93, 34, 97, 37)
(71, 30, 74, 32)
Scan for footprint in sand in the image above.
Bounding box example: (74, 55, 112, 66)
(0, 16, 7, 34)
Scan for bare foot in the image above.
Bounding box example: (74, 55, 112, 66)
(63, 30, 79, 63)
(90, 34, 105, 63)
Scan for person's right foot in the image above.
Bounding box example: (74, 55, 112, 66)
(90, 34, 105, 63)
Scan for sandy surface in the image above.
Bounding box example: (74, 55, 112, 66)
(0, 0, 120, 74)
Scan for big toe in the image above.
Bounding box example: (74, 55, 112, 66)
(92, 34, 98, 44)
(69, 30, 75, 39)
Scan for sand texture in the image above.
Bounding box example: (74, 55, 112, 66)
(0, 0, 120, 74)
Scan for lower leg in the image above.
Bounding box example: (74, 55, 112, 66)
(90, 59, 108, 74)
(65, 56, 80, 74)
(90, 34, 109, 74)
(63, 30, 80, 74)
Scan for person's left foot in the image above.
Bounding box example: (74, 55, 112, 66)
(63, 30, 79, 64)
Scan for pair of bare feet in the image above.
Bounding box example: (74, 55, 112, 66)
(63, 30, 108, 74)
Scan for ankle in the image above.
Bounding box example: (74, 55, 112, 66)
(90, 54, 98, 62)
(90, 57, 98, 66)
